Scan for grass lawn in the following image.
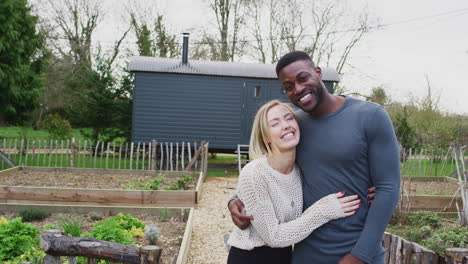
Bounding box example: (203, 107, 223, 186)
(0, 126, 90, 140)
(206, 168, 238, 177)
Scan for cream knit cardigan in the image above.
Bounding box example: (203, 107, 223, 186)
(227, 157, 346, 250)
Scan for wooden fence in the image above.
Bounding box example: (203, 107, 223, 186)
(39, 230, 163, 264)
(401, 146, 466, 178)
(0, 138, 205, 172)
(383, 232, 468, 264)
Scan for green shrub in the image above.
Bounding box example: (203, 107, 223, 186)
(406, 211, 442, 228)
(86, 213, 145, 245)
(19, 207, 48, 222)
(58, 216, 82, 237)
(42, 113, 73, 139)
(112, 213, 145, 230)
(0, 218, 41, 262)
(143, 177, 166, 190)
(165, 176, 193, 190)
(87, 220, 133, 245)
(420, 225, 468, 254)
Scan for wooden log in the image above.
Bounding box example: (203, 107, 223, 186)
(415, 247, 423, 264)
(71, 138, 76, 168)
(187, 142, 192, 167)
(445, 248, 468, 264)
(151, 140, 157, 171)
(165, 142, 169, 170)
(1, 138, 5, 168)
(106, 142, 110, 169)
(181, 141, 185, 170)
(100, 142, 105, 169)
(48, 140, 53, 168)
(142, 142, 146, 170)
(19, 138, 24, 166)
(66, 139, 70, 168)
(176, 142, 179, 171)
(118, 142, 122, 170)
(43, 140, 47, 167)
(130, 142, 134, 170)
(40, 230, 140, 263)
(25, 139, 29, 166)
(140, 245, 162, 264)
(77, 140, 81, 168)
(112, 142, 116, 169)
(389, 234, 398, 264)
(43, 254, 62, 264)
(83, 140, 88, 169)
(401, 238, 414, 264)
(185, 144, 204, 171)
(422, 248, 438, 264)
(31, 140, 35, 167)
(60, 140, 64, 168)
(124, 142, 128, 170)
(148, 142, 151, 171)
(160, 142, 164, 171)
(67, 256, 77, 264)
(194, 142, 198, 169)
(170, 142, 173, 171)
(136, 142, 141, 170)
(94, 141, 100, 169)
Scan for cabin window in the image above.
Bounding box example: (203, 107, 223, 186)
(255, 86, 261, 97)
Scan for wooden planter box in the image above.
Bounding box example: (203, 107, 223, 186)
(0, 167, 206, 210)
(401, 176, 462, 212)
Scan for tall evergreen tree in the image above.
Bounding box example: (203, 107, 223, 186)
(0, 0, 45, 125)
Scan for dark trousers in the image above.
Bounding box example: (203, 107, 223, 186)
(227, 246, 292, 264)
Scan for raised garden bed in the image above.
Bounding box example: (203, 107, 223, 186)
(0, 167, 206, 208)
(401, 177, 462, 212)
(0, 208, 195, 264)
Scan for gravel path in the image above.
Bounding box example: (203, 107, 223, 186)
(188, 176, 238, 263)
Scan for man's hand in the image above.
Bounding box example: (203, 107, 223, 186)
(338, 253, 365, 264)
(228, 198, 253, 230)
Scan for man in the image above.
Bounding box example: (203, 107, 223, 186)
(228, 51, 400, 264)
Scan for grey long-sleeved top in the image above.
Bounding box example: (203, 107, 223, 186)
(292, 96, 400, 264)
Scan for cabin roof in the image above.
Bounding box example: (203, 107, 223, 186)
(128, 56, 340, 82)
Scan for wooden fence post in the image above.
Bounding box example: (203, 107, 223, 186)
(70, 138, 76, 168)
(151, 140, 157, 171)
(140, 245, 162, 264)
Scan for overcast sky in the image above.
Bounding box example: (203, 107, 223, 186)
(91, 0, 468, 114)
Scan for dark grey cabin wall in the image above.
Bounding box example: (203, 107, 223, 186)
(132, 72, 281, 150)
(132, 72, 335, 151)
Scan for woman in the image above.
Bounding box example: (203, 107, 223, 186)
(226, 100, 362, 264)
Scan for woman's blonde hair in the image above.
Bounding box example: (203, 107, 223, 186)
(249, 100, 297, 160)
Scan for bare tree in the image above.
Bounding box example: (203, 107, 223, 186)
(45, 0, 102, 68)
(194, 0, 245, 61)
(304, 0, 369, 76)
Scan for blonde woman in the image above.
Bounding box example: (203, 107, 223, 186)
(227, 100, 362, 264)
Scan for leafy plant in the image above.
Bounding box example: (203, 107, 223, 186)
(406, 211, 441, 228)
(165, 176, 193, 190)
(19, 207, 48, 222)
(143, 177, 166, 190)
(0, 218, 41, 262)
(112, 213, 145, 230)
(58, 215, 82, 237)
(86, 220, 133, 245)
(86, 213, 145, 245)
(144, 224, 161, 245)
(42, 113, 73, 139)
(130, 226, 144, 238)
(421, 226, 468, 254)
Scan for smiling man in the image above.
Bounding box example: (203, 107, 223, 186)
(229, 51, 400, 264)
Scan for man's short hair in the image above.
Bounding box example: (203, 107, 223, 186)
(275, 51, 316, 76)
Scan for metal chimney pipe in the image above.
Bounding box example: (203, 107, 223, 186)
(182, 33, 189, 64)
